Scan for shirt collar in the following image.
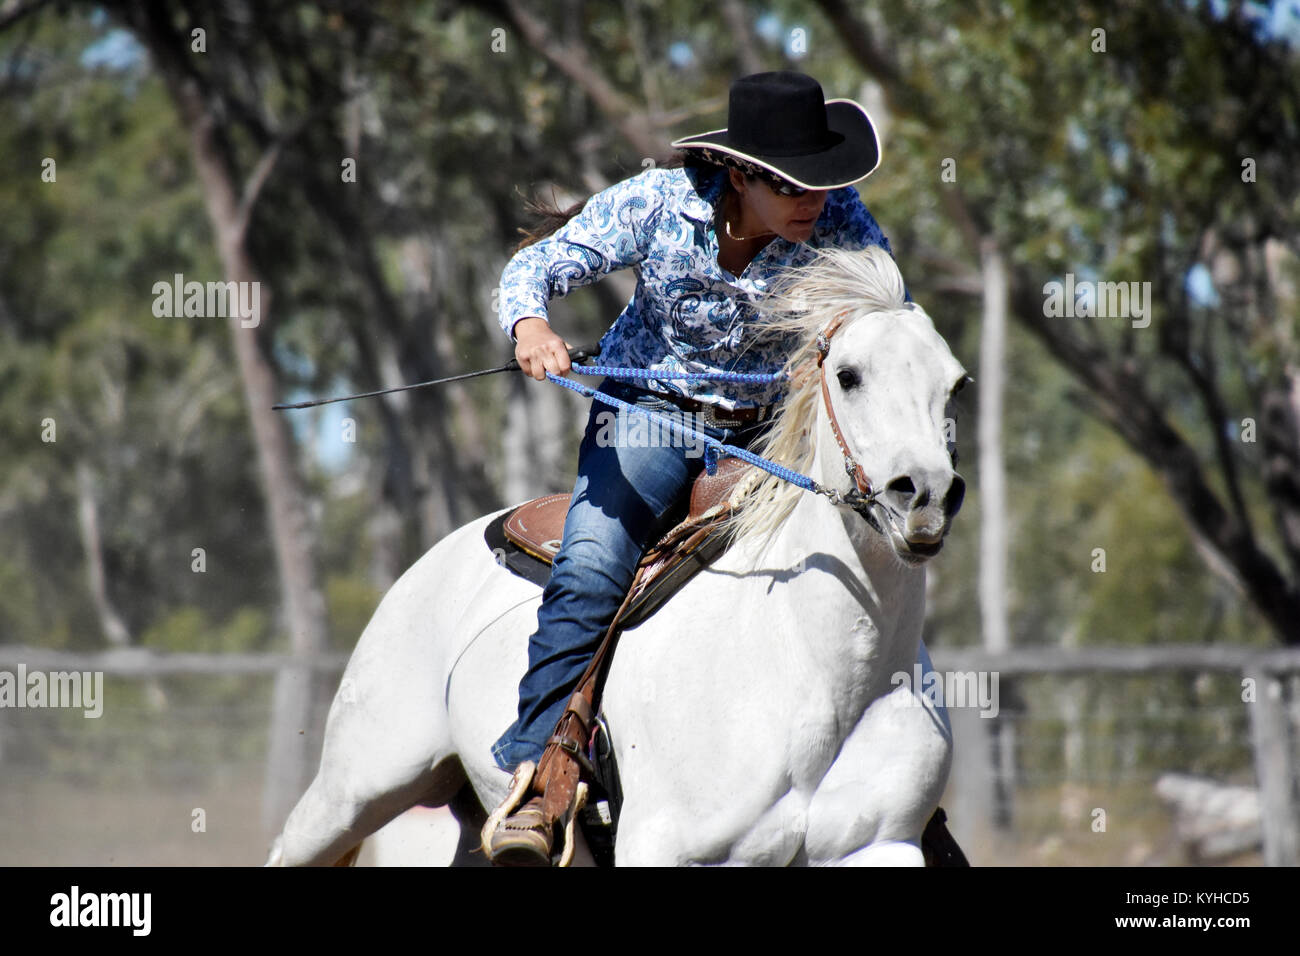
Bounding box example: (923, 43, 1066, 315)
(681, 166, 725, 225)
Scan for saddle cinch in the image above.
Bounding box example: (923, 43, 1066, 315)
(483, 458, 969, 867)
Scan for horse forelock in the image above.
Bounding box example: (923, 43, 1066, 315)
(726, 246, 918, 552)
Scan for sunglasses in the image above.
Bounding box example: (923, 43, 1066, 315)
(758, 173, 809, 198)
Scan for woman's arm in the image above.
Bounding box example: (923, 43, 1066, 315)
(825, 186, 894, 256)
(826, 187, 912, 302)
(497, 170, 669, 351)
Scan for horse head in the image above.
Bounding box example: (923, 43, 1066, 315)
(817, 295, 968, 564)
(732, 245, 967, 567)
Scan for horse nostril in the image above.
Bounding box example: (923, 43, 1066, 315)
(945, 475, 966, 517)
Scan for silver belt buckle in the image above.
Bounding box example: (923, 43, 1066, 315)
(705, 409, 742, 429)
(703, 404, 766, 429)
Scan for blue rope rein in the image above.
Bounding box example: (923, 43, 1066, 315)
(566, 363, 789, 386)
(545, 364, 821, 493)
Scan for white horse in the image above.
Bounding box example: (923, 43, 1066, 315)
(267, 245, 968, 866)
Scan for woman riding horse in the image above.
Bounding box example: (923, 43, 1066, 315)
(487, 70, 897, 864)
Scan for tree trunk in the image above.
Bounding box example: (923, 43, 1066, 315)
(479, 0, 667, 161)
(720, 0, 765, 75)
(75, 462, 131, 649)
(978, 237, 1014, 829)
(123, 7, 331, 834)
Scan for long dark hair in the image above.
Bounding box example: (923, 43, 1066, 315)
(512, 152, 727, 251)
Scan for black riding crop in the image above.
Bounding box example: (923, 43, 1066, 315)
(271, 344, 601, 410)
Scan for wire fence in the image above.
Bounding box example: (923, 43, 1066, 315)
(1, 645, 1296, 865)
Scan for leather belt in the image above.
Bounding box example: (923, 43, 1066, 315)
(645, 389, 776, 428)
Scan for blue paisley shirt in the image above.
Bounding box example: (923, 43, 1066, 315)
(498, 165, 894, 409)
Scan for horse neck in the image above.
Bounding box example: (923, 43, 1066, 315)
(748, 439, 927, 681)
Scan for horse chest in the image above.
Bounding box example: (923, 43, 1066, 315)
(607, 627, 939, 865)
(690, 682, 948, 865)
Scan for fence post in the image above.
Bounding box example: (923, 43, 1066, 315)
(262, 659, 317, 835)
(946, 705, 995, 848)
(1245, 668, 1300, 866)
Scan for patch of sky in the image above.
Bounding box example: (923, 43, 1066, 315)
(80, 28, 145, 70)
(1192, 0, 1300, 46)
(785, 25, 808, 60)
(755, 13, 783, 44)
(1184, 263, 1220, 307)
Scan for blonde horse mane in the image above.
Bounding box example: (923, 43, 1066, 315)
(725, 245, 909, 551)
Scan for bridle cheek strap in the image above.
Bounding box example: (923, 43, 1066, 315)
(816, 317, 875, 503)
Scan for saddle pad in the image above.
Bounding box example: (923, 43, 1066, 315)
(483, 511, 552, 589)
(489, 504, 735, 627)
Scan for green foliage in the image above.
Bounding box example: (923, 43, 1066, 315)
(325, 574, 382, 652)
(140, 606, 270, 654)
(0, 9, 278, 652)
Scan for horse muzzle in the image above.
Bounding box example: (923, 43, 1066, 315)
(884, 515, 946, 566)
(872, 471, 965, 565)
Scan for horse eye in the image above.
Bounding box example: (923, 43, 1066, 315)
(952, 374, 973, 395)
(837, 367, 861, 391)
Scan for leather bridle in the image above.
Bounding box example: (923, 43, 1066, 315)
(812, 316, 884, 529)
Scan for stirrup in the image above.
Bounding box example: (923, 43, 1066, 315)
(481, 761, 589, 867)
(555, 781, 588, 867)
(481, 761, 543, 864)
(486, 794, 552, 866)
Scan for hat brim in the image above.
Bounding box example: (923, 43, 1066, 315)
(671, 99, 881, 191)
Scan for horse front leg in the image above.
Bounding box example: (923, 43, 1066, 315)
(833, 840, 925, 866)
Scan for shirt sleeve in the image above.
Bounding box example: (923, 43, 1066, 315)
(827, 186, 893, 255)
(498, 170, 668, 340)
(826, 187, 912, 302)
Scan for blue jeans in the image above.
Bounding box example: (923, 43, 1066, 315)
(492, 378, 772, 772)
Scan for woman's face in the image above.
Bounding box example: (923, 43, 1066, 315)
(730, 169, 829, 243)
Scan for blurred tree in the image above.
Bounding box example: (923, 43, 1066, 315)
(810, 0, 1300, 643)
(0, 8, 277, 651)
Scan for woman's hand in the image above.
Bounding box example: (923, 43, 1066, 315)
(513, 317, 572, 381)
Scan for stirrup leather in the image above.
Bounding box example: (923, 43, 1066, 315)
(485, 583, 638, 867)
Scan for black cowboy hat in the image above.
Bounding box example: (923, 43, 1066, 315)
(672, 71, 880, 191)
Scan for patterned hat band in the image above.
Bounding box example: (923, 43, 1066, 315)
(693, 148, 791, 185)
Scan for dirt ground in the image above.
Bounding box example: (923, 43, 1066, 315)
(0, 772, 270, 866)
(0, 772, 1263, 866)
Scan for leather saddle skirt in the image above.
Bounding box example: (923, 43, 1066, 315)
(501, 457, 751, 565)
(484, 457, 752, 630)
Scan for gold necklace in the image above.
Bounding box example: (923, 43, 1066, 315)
(722, 191, 774, 243)
(725, 219, 771, 242)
